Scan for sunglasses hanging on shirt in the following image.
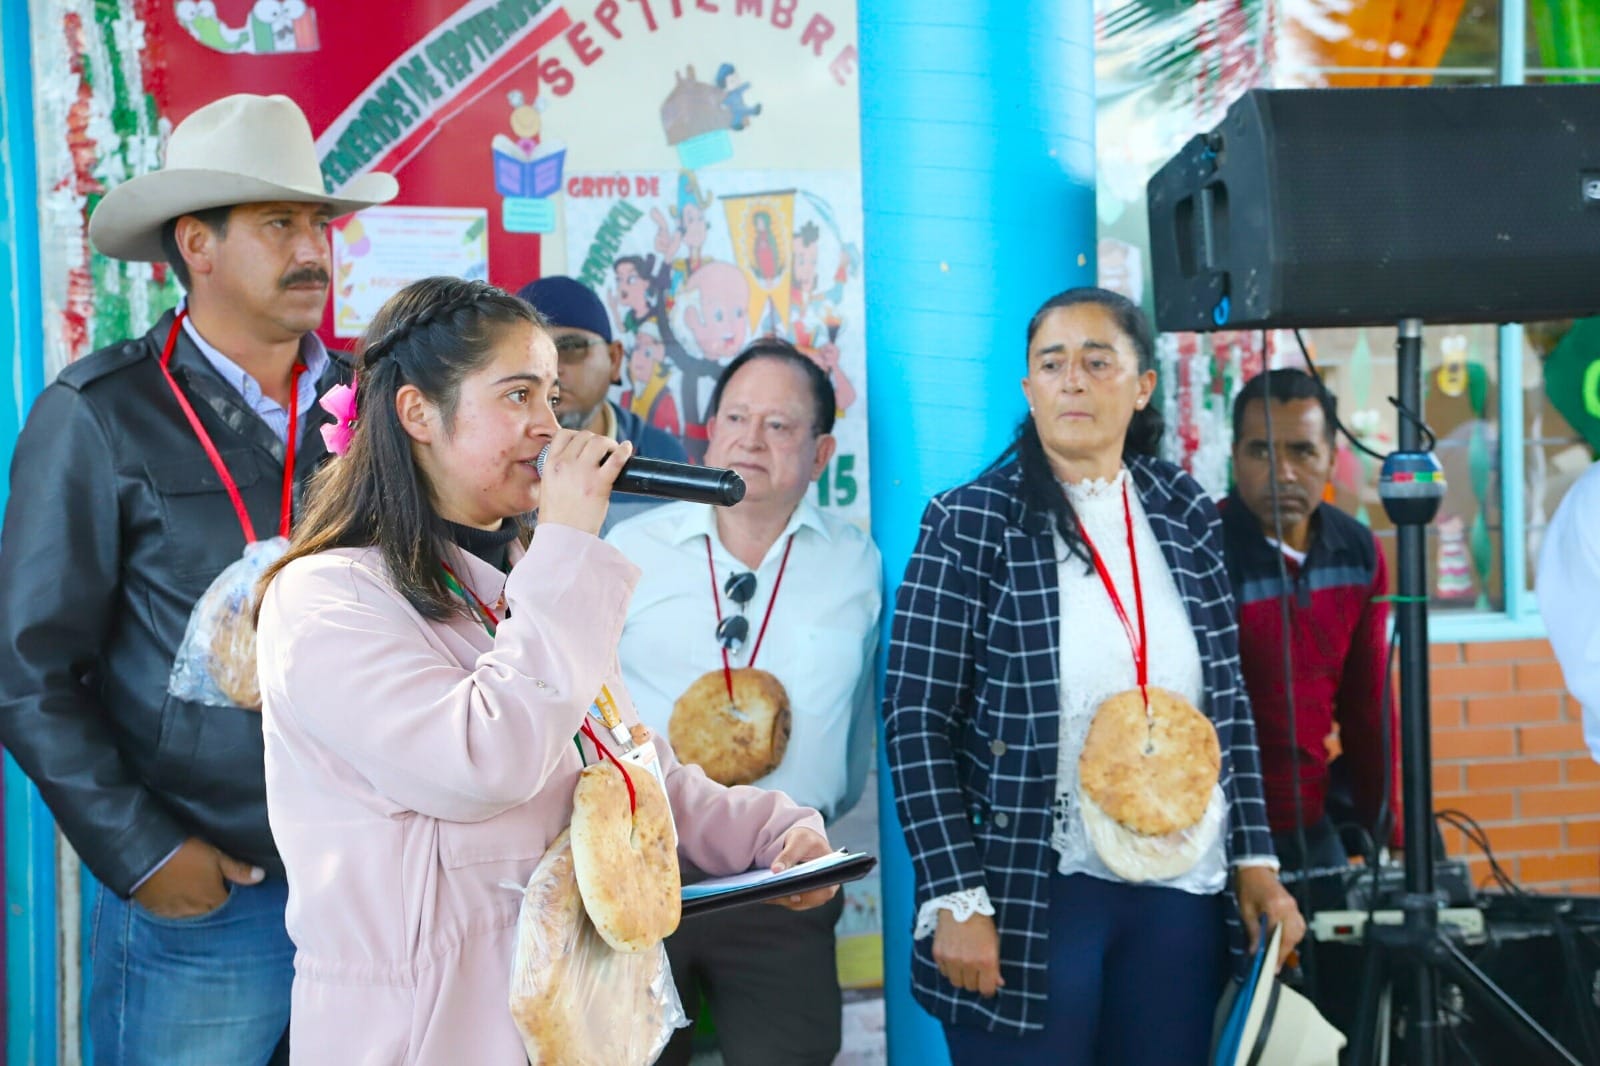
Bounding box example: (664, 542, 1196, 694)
(715, 571, 759, 652)
(676, 534, 797, 787)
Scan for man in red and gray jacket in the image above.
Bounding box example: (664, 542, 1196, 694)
(1220, 369, 1403, 911)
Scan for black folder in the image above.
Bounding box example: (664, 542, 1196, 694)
(680, 851, 877, 918)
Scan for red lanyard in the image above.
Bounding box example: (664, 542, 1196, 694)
(1074, 478, 1149, 707)
(580, 719, 637, 815)
(706, 533, 795, 702)
(156, 311, 305, 543)
(439, 562, 637, 814)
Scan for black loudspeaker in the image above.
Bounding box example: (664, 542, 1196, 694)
(1146, 85, 1600, 332)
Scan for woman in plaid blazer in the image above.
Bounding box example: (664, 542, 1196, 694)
(885, 288, 1305, 1065)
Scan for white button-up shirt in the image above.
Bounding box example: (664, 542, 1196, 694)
(605, 499, 882, 821)
(1538, 461, 1600, 764)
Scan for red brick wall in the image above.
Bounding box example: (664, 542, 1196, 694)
(1430, 638, 1600, 893)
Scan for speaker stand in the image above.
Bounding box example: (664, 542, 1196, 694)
(1348, 318, 1581, 1066)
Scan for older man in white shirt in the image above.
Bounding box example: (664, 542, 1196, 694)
(1538, 461, 1600, 764)
(607, 338, 881, 1066)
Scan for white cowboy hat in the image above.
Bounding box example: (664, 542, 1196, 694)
(89, 93, 398, 262)
(1213, 922, 1347, 1066)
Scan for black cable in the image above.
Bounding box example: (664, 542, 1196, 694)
(1337, 821, 1382, 903)
(1435, 809, 1524, 897)
(1293, 329, 1388, 461)
(1288, 328, 1406, 919)
(1390, 394, 1439, 452)
(1286, 328, 1415, 1042)
(1293, 328, 1438, 458)
(1366, 623, 1401, 927)
(1258, 334, 1316, 1001)
(1288, 331, 1403, 896)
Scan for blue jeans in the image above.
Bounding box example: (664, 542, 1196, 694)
(943, 873, 1227, 1066)
(89, 878, 295, 1066)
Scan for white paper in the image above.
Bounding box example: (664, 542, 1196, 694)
(680, 849, 859, 901)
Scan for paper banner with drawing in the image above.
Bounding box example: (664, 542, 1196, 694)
(562, 170, 868, 526)
(331, 206, 488, 338)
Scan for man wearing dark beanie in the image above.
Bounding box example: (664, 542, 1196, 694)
(517, 275, 689, 530)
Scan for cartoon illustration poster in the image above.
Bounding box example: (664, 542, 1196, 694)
(561, 170, 868, 525)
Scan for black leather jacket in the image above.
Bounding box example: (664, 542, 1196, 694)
(0, 310, 348, 896)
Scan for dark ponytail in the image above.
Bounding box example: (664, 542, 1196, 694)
(990, 286, 1165, 568)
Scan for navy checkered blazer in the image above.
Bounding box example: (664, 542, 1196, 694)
(884, 453, 1275, 1034)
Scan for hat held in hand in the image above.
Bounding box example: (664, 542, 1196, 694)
(1212, 920, 1347, 1066)
(89, 93, 399, 262)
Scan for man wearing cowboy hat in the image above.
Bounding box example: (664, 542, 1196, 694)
(0, 93, 394, 1064)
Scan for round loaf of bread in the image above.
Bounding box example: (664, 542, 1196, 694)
(1079, 785, 1224, 882)
(668, 668, 791, 787)
(511, 830, 677, 1066)
(570, 760, 681, 954)
(209, 601, 262, 710)
(1078, 686, 1220, 837)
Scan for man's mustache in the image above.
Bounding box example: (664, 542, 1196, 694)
(1267, 486, 1311, 507)
(280, 267, 330, 288)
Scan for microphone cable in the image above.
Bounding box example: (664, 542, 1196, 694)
(1292, 327, 1406, 926)
(1258, 333, 1317, 999)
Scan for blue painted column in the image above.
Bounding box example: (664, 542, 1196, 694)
(859, 3, 1098, 1062)
(0, 2, 55, 1064)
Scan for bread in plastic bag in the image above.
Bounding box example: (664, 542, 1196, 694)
(510, 829, 687, 1066)
(167, 537, 288, 710)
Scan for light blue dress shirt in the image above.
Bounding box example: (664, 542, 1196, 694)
(180, 303, 329, 444)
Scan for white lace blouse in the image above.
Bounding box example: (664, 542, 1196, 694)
(913, 470, 1234, 939)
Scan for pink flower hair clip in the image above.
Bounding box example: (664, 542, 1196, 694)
(319, 383, 358, 456)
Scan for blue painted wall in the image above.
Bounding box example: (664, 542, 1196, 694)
(0, 2, 59, 1063)
(859, 2, 1098, 1061)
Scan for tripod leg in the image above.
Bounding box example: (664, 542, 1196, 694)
(1349, 940, 1387, 1066)
(1407, 948, 1442, 1066)
(1436, 937, 1584, 1066)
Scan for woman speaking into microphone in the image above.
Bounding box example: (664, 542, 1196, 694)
(884, 287, 1306, 1065)
(254, 276, 834, 1064)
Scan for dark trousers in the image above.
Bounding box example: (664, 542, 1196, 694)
(1272, 816, 1352, 914)
(655, 892, 845, 1066)
(943, 873, 1227, 1066)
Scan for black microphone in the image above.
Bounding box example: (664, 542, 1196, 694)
(535, 445, 746, 507)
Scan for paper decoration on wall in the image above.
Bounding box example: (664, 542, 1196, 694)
(35, 0, 177, 375)
(659, 63, 762, 170)
(1436, 515, 1475, 600)
(721, 190, 794, 337)
(175, 0, 320, 55)
(494, 89, 563, 234)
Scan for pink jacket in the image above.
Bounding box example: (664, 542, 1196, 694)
(256, 525, 824, 1064)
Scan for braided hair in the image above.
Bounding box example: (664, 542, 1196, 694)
(988, 286, 1165, 569)
(260, 276, 545, 621)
